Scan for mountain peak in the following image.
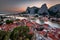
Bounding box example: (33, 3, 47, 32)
(38, 4, 49, 16)
(41, 3, 48, 9)
(42, 3, 47, 6)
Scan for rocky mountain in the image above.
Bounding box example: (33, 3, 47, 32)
(49, 4, 60, 13)
(26, 7, 30, 14)
(26, 6, 39, 14)
(21, 4, 60, 18)
(49, 4, 60, 18)
(26, 4, 49, 16)
(38, 4, 49, 16)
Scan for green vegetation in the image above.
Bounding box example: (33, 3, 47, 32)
(6, 20, 13, 24)
(0, 26, 33, 40)
(10, 26, 33, 40)
(3, 31, 11, 40)
(0, 30, 7, 40)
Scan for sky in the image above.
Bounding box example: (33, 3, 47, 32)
(0, 0, 60, 13)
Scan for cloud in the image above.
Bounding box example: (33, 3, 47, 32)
(0, 0, 60, 13)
